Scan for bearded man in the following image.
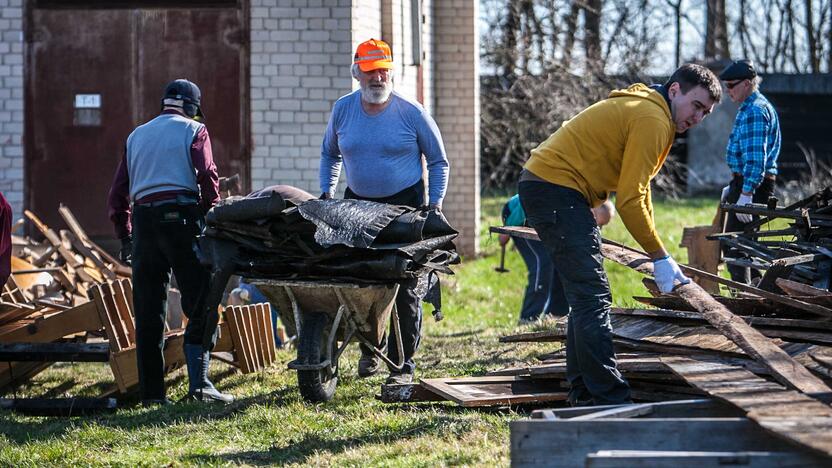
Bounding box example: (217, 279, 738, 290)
(319, 38, 450, 385)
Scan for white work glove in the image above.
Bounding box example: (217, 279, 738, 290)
(720, 185, 730, 202)
(654, 256, 690, 294)
(736, 193, 754, 223)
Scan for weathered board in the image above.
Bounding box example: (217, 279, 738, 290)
(511, 418, 823, 468)
(420, 376, 567, 407)
(662, 356, 832, 459)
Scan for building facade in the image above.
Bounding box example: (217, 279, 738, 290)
(0, 0, 480, 256)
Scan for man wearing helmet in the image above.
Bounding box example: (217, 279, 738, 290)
(107, 79, 232, 405)
(319, 39, 450, 385)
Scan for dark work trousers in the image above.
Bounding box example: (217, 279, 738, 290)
(723, 175, 776, 284)
(131, 202, 211, 400)
(519, 181, 631, 405)
(513, 236, 570, 321)
(345, 182, 424, 375)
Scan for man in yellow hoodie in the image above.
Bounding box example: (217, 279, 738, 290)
(519, 63, 721, 406)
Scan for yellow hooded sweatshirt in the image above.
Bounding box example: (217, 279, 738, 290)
(524, 83, 675, 254)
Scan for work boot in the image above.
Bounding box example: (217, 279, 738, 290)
(184, 343, 234, 403)
(385, 371, 414, 385)
(357, 353, 381, 378)
(141, 398, 173, 408)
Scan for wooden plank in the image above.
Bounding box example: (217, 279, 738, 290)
(662, 356, 832, 459)
(585, 450, 821, 467)
(379, 383, 447, 403)
(499, 330, 562, 343)
(611, 307, 832, 332)
(0, 301, 102, 343)
(250, 304, 265, 370)
(0, 397, 117, 416)
(530, 398, 739, 420)
(224, 306, 252, 373)
(58, 204, 131, 276)
(679, 225, 721, 293)
(89, 284, 128, 351)
(420, 376, 567, 407)
(633, 295, 791, 316)
(110, 280, 136, 344)
(262, 304, 277, 364)
(601, 240, 832, 395)
(0, 342, 109, 362)
(511, 418, 814, 468)
(776, 278, 832, 298)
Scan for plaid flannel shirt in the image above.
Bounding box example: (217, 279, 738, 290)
(725, 91, 781, 194)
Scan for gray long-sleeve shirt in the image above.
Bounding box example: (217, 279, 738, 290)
(319, 90, 450, 206)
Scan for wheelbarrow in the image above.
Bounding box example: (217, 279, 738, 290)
(250, 279, 403, 402)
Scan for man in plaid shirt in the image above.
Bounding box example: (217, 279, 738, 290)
(720, 59, 781, 284)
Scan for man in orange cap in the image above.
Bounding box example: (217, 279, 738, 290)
(320, 38, 450, 385)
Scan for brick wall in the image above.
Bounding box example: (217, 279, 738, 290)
(0, 0, 23, 221)
(432, 0, 480, 256)
(249, 0, 354, 195)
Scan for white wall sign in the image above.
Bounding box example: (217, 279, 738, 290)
(74, 94, 101, 109)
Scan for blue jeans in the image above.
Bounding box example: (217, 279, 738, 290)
(519, 180, 630, 405)
(513, 237, 569, 320)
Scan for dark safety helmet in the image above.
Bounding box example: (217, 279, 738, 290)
(161, 79, 204, 121)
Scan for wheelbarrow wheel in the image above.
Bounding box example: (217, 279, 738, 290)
(297, 312, 338, 402)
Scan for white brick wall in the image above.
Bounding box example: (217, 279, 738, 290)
(250, 0, 354, 195)
(433, 0, 480, 256)
(0, 0, 24, 222)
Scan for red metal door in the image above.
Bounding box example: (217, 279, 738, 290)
(25, 3, 248, 240)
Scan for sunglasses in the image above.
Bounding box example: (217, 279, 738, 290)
(725, 80, 747, 90)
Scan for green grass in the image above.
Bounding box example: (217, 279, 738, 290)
(0, 195, 719, 467)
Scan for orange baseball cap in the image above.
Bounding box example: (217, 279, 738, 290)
(354, 39, 394, 72)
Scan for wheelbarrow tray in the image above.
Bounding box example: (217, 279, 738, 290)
(250, 279, 398, 348)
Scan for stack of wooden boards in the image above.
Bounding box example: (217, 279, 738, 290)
(379, 224, 832, 465)
(1, 205, 279, 413)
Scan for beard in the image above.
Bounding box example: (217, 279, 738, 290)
(360, 81, 393, 104)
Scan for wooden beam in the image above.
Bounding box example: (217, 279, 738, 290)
(511, 418, 820, 468)
(0, 397, 117, 416)
(585, 450, 822, 467)
(0, 342, 109, 362)
(601, 240, 832, 395)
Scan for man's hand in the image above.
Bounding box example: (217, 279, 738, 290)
(119, 236, 133, 266)
(736, 192, 754, 223)
(653, 255, 690, 294)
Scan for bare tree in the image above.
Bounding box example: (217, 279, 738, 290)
(705, 0, 730, 59)
(667, 0, 683, 66)
(584, 0, 603, 70)
(805, 0, 820, 72)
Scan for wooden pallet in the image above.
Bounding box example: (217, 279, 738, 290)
(223, 303, 276, 373)
(88, 279, 185, 393)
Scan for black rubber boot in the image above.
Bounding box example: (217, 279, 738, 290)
(184, 343, 234, 403)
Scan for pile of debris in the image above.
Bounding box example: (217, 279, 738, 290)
(717, 186, 832, 291)
(380, 214, 832, 466)
(1, 201, 279, 415)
